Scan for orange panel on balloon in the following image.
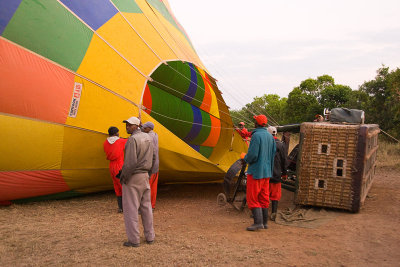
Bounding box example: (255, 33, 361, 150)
(0, 39, 75, 124)
(0, 170, 70, 201)
(201, 115, 221, 147)
(199, 74, 212, 113)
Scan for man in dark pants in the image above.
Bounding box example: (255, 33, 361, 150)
(243, 115, 276, 231)
(267, 126, 288, 221)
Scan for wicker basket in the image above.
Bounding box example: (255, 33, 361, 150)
(294, 122, 379, 212)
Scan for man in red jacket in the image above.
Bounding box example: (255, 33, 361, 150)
(103, 126, 127, 213)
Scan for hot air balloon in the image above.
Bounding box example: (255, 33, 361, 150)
(0, 0, 247, 203)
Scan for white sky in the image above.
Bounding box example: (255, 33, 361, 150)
(167, 0, 400, 109)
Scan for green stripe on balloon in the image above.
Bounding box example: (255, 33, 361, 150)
(199, 146, 214, 158)
(147, 84, 192, 139)
(150, 61, 191, 99)
(2, 0, 93, 72)
(12, 190, 83, 203)
(111, 0, 142, 13)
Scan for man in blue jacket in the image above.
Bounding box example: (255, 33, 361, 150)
(243, 115, 276, 231)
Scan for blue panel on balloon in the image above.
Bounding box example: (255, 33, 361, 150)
(60, 0, 118, 31)
(182, 63, 197, 103)
(0, 0, 22, 35)
(183, 105, 202, 142)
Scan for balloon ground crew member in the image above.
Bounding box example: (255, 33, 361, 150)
(142, 121, 159, 210)
(235, 122, 252, 140)
(103, 126, 127, 213)
(120, 116, 155, 247)
(243, 115, 276, 231)
(267, 126, 288, 221)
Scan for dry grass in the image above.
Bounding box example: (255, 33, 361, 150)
(2, 167, 400, 266)
(377, 140, 400, 169)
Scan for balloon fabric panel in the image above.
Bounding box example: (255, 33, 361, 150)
(65, 77, 140, 135)
(0, 39, 74, 124)
(59, 0, 118, 31)
(2, 0, 93, 71)
(0, 170, 69, 202)
(0, 0, 22, 35)
(0, 115, 64, 171)
(96, 12, 160, 75)
(76, 34, 146, 103)
(111, 0, 142, 13)
(122, 13, 177, 61)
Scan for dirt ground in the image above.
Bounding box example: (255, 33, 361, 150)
(1, 166, 399, 266)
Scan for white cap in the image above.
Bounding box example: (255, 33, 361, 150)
(123, 116, 140, 126)
(267, 126, 277, 135)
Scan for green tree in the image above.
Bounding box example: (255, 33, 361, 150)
(319, 85, 353, 109)
(285, 87, 320, 123)
(230, 94, 287, 126)
(360, 66, 400, 138)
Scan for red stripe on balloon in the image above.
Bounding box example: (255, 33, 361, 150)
(199, 70, 212, 113)
(142, 84, 152, 114)
(0, 170, 70, 201)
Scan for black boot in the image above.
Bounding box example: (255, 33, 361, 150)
(246, 208, 263, 231)
(270, 200, 278, 221)
(117, 196, 123, 213)
(262, 208, 269, 229)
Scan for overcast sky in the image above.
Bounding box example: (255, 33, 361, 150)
(167, 0, 400, 110)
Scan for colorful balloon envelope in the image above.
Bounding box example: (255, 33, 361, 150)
(0, 0, 247, 203)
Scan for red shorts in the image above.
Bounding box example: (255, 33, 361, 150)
(246, 174, 270, 209)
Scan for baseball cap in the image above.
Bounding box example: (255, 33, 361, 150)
(253, 115, 268, 126)
(267, 126, 277, 135)
(122, 116, 140, 125)
(142, 121, 154, 130)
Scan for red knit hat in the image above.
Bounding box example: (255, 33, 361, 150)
(253, 115, 268, 126)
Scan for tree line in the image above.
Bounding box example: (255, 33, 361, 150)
(230, 66, 400, 140)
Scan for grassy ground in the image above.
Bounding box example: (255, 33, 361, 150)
(377, 139, 400, 169)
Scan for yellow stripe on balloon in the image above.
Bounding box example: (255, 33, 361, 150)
(208, 85, 220, 119)
(65, 76, 139, 135)
(0, 114, 63, 171)
(96, 13, 161, 75)
(135, 0, 188, 62)
(62, 169, 111, 193)
(76, 34, 146, 103)
(60, 126, 109, 170)
(122, 13, 177, 62)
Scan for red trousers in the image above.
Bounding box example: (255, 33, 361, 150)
(246, 174, 270, 209)
(111, 176, 122, 196)
(109, 160, 123, 196)
(149, 172, 159, 209)
(269, 182, 282, 201)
